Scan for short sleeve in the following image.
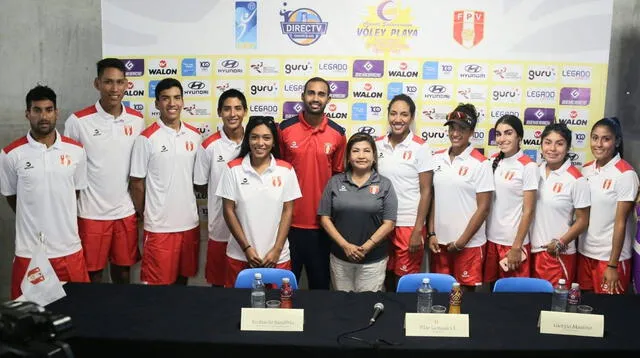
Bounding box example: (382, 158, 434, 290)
(129, 136, 150, 178)
(0, 151, 17, 196)
(74, 149, 88, 190)
(331, 135, 347, 174)
(522, 162, 539, 191)
(282, 167, 302, 202)
(381, 178, 398, 221)
(317, 176, 336, 217)
(416, 142, 435, 173)
(63, 115, 80, 142)
(615, 170, 640, 202)
(193, 143, 211, 185)
(572, 177, 591, 209)
(474, 160, 495, 193)
(215, 165, 237, 202)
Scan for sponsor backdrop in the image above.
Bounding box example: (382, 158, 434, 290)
(102, 0, 613, 222)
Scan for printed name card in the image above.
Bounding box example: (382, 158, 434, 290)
(539, 311, 604, 338)
(240, 308, 304, 332)
(405, 313, 469, 337)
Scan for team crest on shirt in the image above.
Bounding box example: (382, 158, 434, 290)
(552, 182, 563, 193)
(123, 125, 134, 136)
(324, 142, 333, 154)
(271, 176, 282, 187)
(458, 166, 469, 176)
(602, 178, 613, 190)
(59, 154, 72, 166)
(185, 141, 195, 151)
(290, 141, 298, 149)
(369, 185, 380, 195)
(402, 151, 412, 160)
(504, 170, 516, 181)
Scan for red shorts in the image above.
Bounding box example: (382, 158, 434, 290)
(484, 241, 531, 282)
(78, 213, 140, 271)
(205, 240, 228, 286)
(430, 244, 485, 287)
(531, 251, 576, 286)
(11, 250, 89, 299)
(387, 226, 425, 276)
(224, 256, 292, 288)
(140, 226, 200, 285)
(577, 254, 631, 294)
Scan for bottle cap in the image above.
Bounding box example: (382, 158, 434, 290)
(422, 278, 430, 284)
(571, 282, 579, 289)
(255, 273, 262, 279)
(282, 277, 290, 283)
(558, 278, 566, 284)
(452, 282, 460, 287)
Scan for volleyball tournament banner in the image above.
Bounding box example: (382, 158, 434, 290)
(102, 0, 613, 225)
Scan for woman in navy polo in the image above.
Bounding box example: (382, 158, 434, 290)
(318, 133, 397, 292)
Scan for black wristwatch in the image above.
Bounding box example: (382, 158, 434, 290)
(426, 232, 436, 239)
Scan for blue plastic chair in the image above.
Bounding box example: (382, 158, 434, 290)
(396, 273, 457, 293)
(234, 268, 298, 289)
(493, 277, 553, 293)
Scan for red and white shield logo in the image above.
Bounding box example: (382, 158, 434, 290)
(453, 10, 485, 48)
(185, 141, 194, 151)
(324, 143, 332, 154)
(552, 182, 563, 193)
(504, 170, 515, 181)
(458, 166, 469, 176)
(27, 267, 45, 285)
(271, 176, 282, 187)
(402, 151, 412, 160)
(369, 185, 380, 195)
(602, 178, 612, 190)
(124, 125, 133, 136)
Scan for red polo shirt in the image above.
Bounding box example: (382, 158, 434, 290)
(279, 112, 346, 229)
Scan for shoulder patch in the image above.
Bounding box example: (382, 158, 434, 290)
(490, 152, 500, 159)
(227, 157, 243, 168)
(73, 105, 97, 119)
(141, 123, 160, 139)
(583, 160, 595, 168)
(566, 165, 583, 179)
(327, 120, 346, 136)
(470, 148, 487, 162)
(278, 116, 300, 132)
(615, 159, 634, 173)
(411, 135, 425, 145)
(2, 137, 29, 154)
(517, 154, 534, 165)
(202, 131, 222, 149)
(434, 148, 447, 154)
(61, 136, 83, 148)
(124, 106, 144, 118)
(183, 121, 200, 135)
(275, 159, 293, 169)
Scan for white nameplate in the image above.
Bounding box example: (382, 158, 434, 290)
(405, 313, 469, 337)
(539, 311, 604, 338)
(240, 308, 304, 332)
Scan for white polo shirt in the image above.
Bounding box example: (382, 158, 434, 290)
(432, 145, 495, 247)
(0, 131, 87, 258)
(376, 132, 434, 227)
(193, 129, 242, 242)
(64, 101, 144, 220)
(216, 155, 301, 263)
(579, 154, 639, 261)
(130, 120, 202, 233)
(529, 160, 590, 254)
(487, 151, 539, 246)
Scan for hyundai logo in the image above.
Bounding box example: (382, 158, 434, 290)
(188, 81, 206, 90)
(429, 85, 446, 94)
(358, 126, 376, 135)
(221, 60, 239, 69)
(465, 64, 482, 73)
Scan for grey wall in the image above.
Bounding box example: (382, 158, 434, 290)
(0, 0, 638, 298)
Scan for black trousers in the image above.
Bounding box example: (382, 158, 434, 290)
(288, 227, 331, 290)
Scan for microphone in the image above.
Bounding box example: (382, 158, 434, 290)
(369, 302, 384, 325)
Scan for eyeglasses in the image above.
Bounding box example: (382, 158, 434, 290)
(446, 111, 468, 120)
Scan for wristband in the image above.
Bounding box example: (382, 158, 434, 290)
(426, 232, 436, 239)
(452, 242, 462, 251)
(242, 245, 252, 252)
(607, 264, 618, 269)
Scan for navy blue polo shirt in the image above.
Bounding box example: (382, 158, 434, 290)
(317, 170, 397, 264)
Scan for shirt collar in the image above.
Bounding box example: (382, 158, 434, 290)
(298, 112, 327, 132)
(156, 118, 187, 136)
(382, 131, 414, 149)
(542, 158, 572, 176)
(597, 153, 621, 172)
(95, 100, 126, 122)
(450, 144, 474, 161)
(27, 130, 62, 150)
(501, 150, 524, 163)
(241, 153, 277, 175)
(219, 127, 242, 146)
(342, 169, 380, 187)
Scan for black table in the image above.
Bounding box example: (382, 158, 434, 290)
(39, 283, 640, 357)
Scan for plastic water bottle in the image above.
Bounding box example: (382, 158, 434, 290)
(250, 273, 266, 308)
(416, 278, 434, 313)
(448, 282, 462, 314)
(567, 282, 581, 313)
(550, 278, 569, 312)
(280, 277, 293, 308)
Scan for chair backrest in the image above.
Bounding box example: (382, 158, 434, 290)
(234, 268, 298, 289)
(493, 277, 554, 293)
(396, 273, 456, 293)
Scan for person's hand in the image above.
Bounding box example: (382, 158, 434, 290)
(343, 242, 365, 262)
(542, 239, 565, 257)
(446, 241, 463, 253)
(506, 247, 523, 271)
(244, 247, 263, 267)
(428, 235, 440, 254)
(408, 229, 423, 253)
(359, 239, 376, 256)
(262, 246, 282, 268)
(602, 266, 623, 294)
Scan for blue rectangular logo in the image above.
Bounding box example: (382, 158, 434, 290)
(524, 149, 538, 162)
(387, 82, 403, 100)
(236, 2, 258, 49)
(422, 61, 439, 80)
(181, 58, 196, 76)
(352, 103, 367, 121)
(149, 80, 160, 99)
